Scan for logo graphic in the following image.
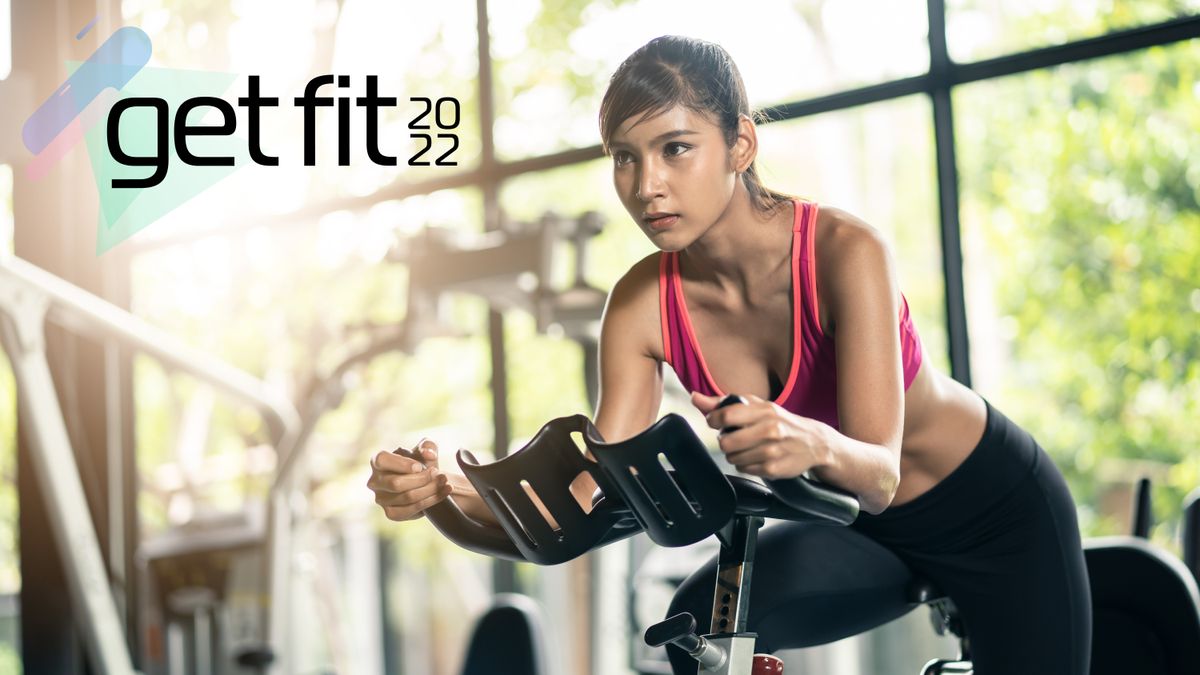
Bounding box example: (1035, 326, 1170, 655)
(23, 20, 460, 254)
(23, 21, 248, 253)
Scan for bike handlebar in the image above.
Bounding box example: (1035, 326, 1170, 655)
(396, 395, 860, 565)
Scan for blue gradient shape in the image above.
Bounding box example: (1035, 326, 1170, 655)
(77, 15, 100, 40)
(22, 26, 151, 155)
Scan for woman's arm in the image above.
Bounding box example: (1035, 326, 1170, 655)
(445, 256, 665, 525)
(810, 210, 904, 514)
(572, 255, 665, 506)
(436, 254, 667, 523)
(696, 210, 904, 515)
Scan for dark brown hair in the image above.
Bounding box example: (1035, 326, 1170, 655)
(598, 35, 794, 215)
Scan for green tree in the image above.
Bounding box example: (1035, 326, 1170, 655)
(957, 36, 1200, 539)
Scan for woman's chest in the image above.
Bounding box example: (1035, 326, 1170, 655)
(685, 292, 797, 398)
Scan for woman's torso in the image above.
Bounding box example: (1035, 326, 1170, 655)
(643, 199, 988, 508)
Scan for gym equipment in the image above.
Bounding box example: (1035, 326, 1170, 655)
(396, 396, 880, 675)
(459, 594, 549, 675)
(1083, 478, 1200, 675)
(404, 395, 1200, 675)
(397, 210, 608, 351)
(0, 254, 301, 675)
(0, 207, 609, 674)
(921, 475, 1200, 675)
(139, 509, 273, 675)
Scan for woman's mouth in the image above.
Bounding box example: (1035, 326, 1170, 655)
(644, 213, 679, 230)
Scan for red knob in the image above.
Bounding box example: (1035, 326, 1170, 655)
(752, 653, 784, 674)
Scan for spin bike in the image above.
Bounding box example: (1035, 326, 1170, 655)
(399, 395, 974, 674)
(402, 395, 1200, 674)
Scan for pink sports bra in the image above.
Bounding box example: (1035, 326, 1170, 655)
(658, 199, 923, 431)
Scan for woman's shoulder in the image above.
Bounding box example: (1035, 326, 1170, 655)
(609, 250, 663, 301)
(813, 204, 889, 253)
(811, 204, 899, 336)
(600, 251, 666, 361)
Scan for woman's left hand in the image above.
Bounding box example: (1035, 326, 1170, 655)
(691, 392, 831, 479)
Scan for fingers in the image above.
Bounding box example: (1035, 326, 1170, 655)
(383, 485, 450, 522)
(689, 391, 722, 414)
(716, 417, 780, 454)
(715, 413, 791, 477)
(726, 443, 788, 478)
(371, 469, 452, 521)
(374, 469, 448, 507)
(724, 444, 778, 470)
(415, 437, 439, 470)
(735, 462, 772, 478)
(368, 437, 451, 521)
(366, 450, 434, 494)
(372, 436, 440, 472)
(705, 394, 767, 431)
(372, 449, 426, 474)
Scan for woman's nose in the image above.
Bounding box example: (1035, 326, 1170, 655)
(636, 163, 665, 202)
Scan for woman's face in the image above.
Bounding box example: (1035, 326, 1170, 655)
(609, 105, 740, 250)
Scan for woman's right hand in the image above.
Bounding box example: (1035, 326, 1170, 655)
(368, 438, 452, 521)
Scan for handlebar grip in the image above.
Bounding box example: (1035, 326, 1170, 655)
(714, 395, 859, 525)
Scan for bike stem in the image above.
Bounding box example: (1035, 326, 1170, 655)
(645, 514, 766, 674)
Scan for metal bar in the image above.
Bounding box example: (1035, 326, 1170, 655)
(475, 0, 518, 597)
(104, 338, 128, 638)
(768, 75, 930, 120)
(948, 14, 1200, 87)
(0, 254, 300, 444)
(0, 252, 304, 671)
(927, 0, 972, 385)
(709, 516, 761, 635)
(0, 292, 136, 675)
(266, 484, 294, 675)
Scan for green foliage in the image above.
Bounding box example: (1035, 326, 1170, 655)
(506, 0, 637, 103)
(956, 36, 1200, 538)
(0, 643, 20, 675)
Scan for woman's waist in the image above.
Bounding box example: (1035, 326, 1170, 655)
(885, 381, 987, 506)
(854, 397, 1040, 532)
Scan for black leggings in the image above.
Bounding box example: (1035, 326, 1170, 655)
(665, 397, 1093, 674)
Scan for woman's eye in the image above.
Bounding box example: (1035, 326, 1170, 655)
(613, 144, 687, 166)
(665, 142, 690, 156)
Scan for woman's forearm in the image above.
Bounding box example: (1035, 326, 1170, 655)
(444, 473, 500, 525)
(810, 425, 900, 516)
(443, 471, 597, 528)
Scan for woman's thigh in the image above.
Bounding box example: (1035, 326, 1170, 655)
(851, 399, 1092, 675)
(664, 521, 919, 674)
(910, 452, 1092, 675)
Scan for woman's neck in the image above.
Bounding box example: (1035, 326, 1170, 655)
(679, 186, 793, 305)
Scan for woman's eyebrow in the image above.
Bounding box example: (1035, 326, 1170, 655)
(609, 129, 699, 150)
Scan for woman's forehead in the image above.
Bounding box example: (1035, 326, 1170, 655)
(612, 105, 719, 144)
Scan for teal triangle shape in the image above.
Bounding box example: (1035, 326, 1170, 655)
(77, 63, 249, 254)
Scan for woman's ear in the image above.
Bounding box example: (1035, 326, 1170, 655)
(731, 113, 758, 173)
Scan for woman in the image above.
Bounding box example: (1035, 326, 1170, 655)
(368, 36, 1092, 674)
